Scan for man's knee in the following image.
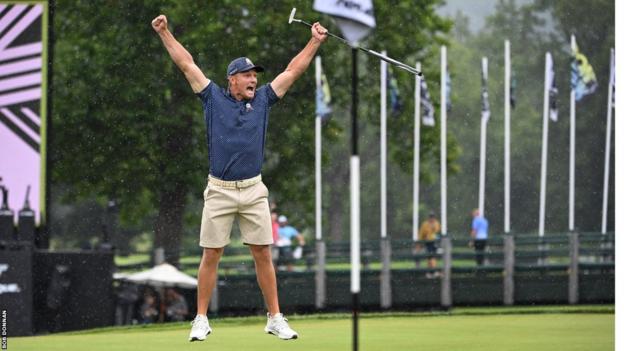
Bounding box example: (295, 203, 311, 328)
(249, 245, 272, 263)
(201, 247, 224, 265)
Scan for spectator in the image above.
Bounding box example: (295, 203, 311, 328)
(417, 212, 441, 278)
(140, 291, 159, 324)
(470, 208, 489, 266)
(276, 215, 305, 272)
(114, 281, 138, 325)
(165, 288, 189, 322)
(270, 211, 281, 264)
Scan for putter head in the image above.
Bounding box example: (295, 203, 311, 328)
(289, 8, 296, 24)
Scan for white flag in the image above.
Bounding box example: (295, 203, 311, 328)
(546, 53, 558, 122)
(420, 76, 435, 126)
(609, 48, 615, 108)
(481, 57, 490, 122)
(314, 0, 375, 44)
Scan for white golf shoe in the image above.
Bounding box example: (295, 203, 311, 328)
(188, 315, 212, 342)
(264, 313, 299, 340)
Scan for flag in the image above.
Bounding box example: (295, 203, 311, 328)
(571, 37, 598, 101)
(546, 53, 558, 122)
(420, 76, 435, 127)
(481, 58, 490, 122)
(446, 70, 452, 111)
(387, 65, 402, 116)
(609, 48, 615, 108)
(316, 67, 332, 119)
(510, 70, 517, 109)
(313, 0, 375, 44)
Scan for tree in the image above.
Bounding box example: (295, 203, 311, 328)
(51, 0, 454, 261)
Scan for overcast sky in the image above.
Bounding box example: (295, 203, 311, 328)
(437, 0, 533, 32)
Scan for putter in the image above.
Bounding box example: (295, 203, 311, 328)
(289, 8, 422, 76)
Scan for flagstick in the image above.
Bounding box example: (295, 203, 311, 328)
(349, 47, 360, 351)
(413, 62, 422, 242)
(440, 46, 448, 236)
(440, 47, 452, 310)
(538, 53, 551, 237)
(601, 48, 615, 234)
(478, 57, 488, 216)
(315, 56, 322, 242)
(504, 40, 511, 234)
(569, 35, 576, 232)
(380, 52, 387, 240)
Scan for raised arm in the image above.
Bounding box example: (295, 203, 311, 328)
(152, 15, 209, 93)
(270, 22, 328, 98)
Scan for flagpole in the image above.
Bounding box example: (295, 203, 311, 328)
(504, 40, 511, 234)
(539, 53, 551, 237)
(380, 52, 387, 240)
(379, 51, 392, 309)
(569, 35, 576, 232)
(315, 56, 322, 241)
(601, 48, 614, 234)
(478, 57, 488, 216)
(440, 46, 447, 236)
(314, 55, 327, 309)
(413, 62, 422, 242)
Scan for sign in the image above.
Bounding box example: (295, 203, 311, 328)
(0, 2, 49, 224)
(314, 0, 375, 44)
(0, 246, 33, 336)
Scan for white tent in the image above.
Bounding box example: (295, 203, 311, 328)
(122, 263, 197, 289)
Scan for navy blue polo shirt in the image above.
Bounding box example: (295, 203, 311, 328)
(196, 81, 280, 181)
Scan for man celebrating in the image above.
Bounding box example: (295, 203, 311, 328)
(151, 14, 327, 341)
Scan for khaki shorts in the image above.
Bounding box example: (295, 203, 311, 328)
(199, 175, 273, 248)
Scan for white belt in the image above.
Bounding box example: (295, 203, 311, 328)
(208, 174, 262, 189)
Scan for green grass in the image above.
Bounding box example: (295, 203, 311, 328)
(114, 254, 150, 266)
(12, 306, 614, 351)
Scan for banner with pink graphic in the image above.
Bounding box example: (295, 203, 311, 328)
(0, 2, 47, 224)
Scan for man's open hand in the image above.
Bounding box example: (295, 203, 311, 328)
(151, 15, 168, 33)
(311, 22, 328, 43)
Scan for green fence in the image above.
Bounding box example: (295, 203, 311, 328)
(115, 232, 614, 312)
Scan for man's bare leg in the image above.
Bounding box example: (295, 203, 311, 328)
(249, 244, 280, 315)
(196, 247, 224, 315)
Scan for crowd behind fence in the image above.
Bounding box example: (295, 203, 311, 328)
(115, 232, 614, 312)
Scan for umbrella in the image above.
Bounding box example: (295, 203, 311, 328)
(124, 263, 197, 289)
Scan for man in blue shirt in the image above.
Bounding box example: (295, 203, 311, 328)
(471, 208, 489, 266)
(276, 215, 305, 272)
(152, 14, 327, 341)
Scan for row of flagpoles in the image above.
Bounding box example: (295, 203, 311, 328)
(314, 37, 615, 241)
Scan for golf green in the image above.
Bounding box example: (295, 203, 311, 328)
(12, 311, 613, 351)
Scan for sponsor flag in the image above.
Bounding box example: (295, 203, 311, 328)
(387, 65, 402, 116)
(481, 58, 490, 122)
(609, 49, 615, 107)
(313, 0, 375, 44)
(446, 70, 452, 111)
(546, 53, 558, 122)
(510, 70, 517, 109)
(420, 76, 435, 126)
(316, 63, 332, 119)
(571, 37, 598, 101)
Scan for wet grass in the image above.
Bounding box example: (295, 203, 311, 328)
(13, 306, 613, 351)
